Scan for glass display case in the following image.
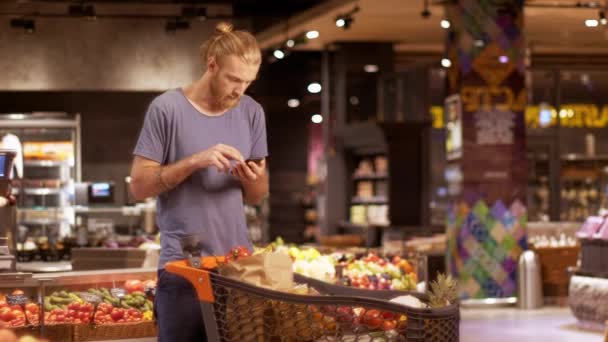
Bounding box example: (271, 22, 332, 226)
(0, 268, 156, 341)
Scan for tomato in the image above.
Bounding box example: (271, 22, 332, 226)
(124, 280, 144, 294)
(382, 320, 396, 331)
(25, 303, 38, 314)
(363, 309, 382, 329)
(0, 300, 7, 309)
(225, 245, 251, 263)
(11, 290, 24, 296)
(0, 307, 14, 322)
(110, 309, 124, 321)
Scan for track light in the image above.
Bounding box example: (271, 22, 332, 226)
(10, 18, 35, 34)
(600, 11, 607, 25)
(181, 6, 207, 21)
(421, 0, 431, 18)
(585, 19, 599, 27)
(334, 6, 359, 30)
(165, 18, 190, 33)
(68, 3, 96, 20)
(273, 49, 285, 59)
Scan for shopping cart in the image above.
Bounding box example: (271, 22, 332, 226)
(165, 244, 459, 341)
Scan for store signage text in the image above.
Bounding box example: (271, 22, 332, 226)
(430, 104, 608, 129)
(460, 86, 526, 112)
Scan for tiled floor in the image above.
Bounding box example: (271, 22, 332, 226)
(461, 306, 604, 342)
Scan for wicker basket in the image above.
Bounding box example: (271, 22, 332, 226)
(532, 245, 579, 297)
(14, 325, 74, 342)
(72, 321, 157, 341)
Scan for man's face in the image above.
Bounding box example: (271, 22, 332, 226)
(209, 55, 259, 110)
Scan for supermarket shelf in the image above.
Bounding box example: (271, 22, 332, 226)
(561, 154, 608, 162)
(24, 160, 71, 167)
(353, 173, 388, 181)
(17, 261, 73, 273)
(22, 188, 61, 195)
(19, 218, 66, 225)
(339, 221, 390, 229)
(351, 196, 388, 205)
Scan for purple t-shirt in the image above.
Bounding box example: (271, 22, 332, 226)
(133, 89, 268, 268)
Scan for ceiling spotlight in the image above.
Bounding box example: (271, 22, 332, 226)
(286, 39, 295, 48)
(474, 40, 485, 47)
(421, 0, 431, 18)
(181, 6, 207, 21)
(585, 19, 599, 27)
(307, 82, 322, 94)
(287, 99, 300, 108)
(335, 6, 359, 30)
(306, 30, 319, 39)
(311, 114, 323, 124)
(600, 11, 607, 25)
(165, 18, 190, 33)
(363, 64, 379, 73)
(440, 19, 451, 29)
(273, 49, 285, 59)
(498, 55, 509, 63)
(441, 58, 452, 68)
(10, 18, 35, 34)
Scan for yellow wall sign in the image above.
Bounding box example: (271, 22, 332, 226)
(430, 104, 608, 129)
(461, 86, 527, 112)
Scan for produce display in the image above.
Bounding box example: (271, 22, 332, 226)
(268, 239, 420, 291)
(0, 278, 156, 330)
(339, 253, 418, 291)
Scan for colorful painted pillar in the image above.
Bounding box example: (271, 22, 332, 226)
(444, 0, 528, 299)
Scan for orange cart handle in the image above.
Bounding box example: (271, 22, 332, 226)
(165, 256, 225, 303)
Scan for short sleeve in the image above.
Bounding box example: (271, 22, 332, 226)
(133, 100, 167, 164)
(250, 104, 268, 160)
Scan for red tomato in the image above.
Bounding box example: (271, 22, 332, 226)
(110, 309, 124, 321)
(0, 300, 7, 309)
(55, 314, 65, 322)
(225, 245, 251, 263)
(25, 303, 38, 314)
(382, 320, 396, 331)
(124, 280, 144, 294)
(363, 309, 382, 329)
(0, 307, 14, 322)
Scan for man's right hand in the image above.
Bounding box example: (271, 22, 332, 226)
(194, 144, 244, 173)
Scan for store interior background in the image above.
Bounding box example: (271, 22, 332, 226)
(1, 0, 608, 277)
(1, 0, 608, 340)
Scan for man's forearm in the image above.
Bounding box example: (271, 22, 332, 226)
(130, 155, 200, 200)
(242, 172, 269, 205)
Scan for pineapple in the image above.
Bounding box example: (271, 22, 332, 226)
(427, 273, 458, 308)
(424, 274, 459, 341)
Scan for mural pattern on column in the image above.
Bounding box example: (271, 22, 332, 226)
(447, 198, 527, 298)
(445, 0, 527, 299)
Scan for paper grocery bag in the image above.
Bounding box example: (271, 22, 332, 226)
(218, 252, 294, 290)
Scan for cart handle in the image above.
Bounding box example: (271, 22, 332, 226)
(165, 256, 225, 303)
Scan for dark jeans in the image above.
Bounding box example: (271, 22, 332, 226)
(155, 269, 207, 342)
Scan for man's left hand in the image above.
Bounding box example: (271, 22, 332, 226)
(232, 158, 266, 183)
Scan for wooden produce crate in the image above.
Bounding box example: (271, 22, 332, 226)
(73, 321, 157, 341)
(532, 245, 580, 297)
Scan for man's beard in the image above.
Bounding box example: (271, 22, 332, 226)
(210, 78, 240, 110)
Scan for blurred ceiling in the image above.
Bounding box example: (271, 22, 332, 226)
(255, 0, 608, 55)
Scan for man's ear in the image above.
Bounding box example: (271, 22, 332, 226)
(207, 56, 218, 72)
